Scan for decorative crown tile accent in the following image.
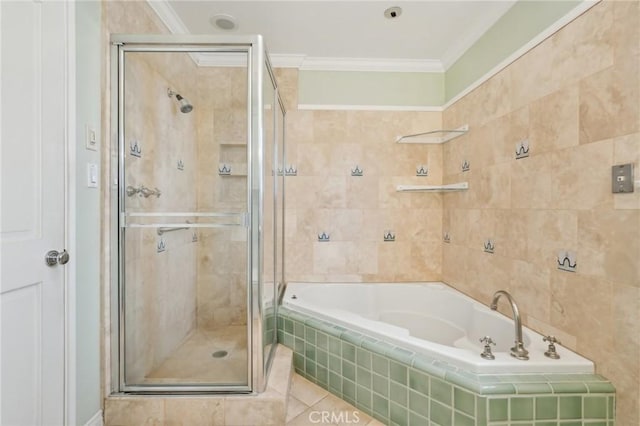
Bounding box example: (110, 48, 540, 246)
(416, 165, 429, 176)
(218, 163, 232, 175)
(462, 160, 470, 172)
(443, 232, 451, 243)
(557, 250, 577, 272)
(130, 140, 142, 158)
(483, 238, 495, 254)
(351, 165, 363, 177)
(157, 238, 166, 253)
(383, 230, 396, 242)
(515, 139, 530, 159)
(177, 159, 185, 171)
(285, 165, 298, 176)
(317, 232, 330, 242)
(192, 232, 198, 243)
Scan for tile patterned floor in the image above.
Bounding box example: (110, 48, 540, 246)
(286, 374, 385, 426)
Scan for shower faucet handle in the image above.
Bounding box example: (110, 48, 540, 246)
(543, 335, 561, 359)
(479, 336, 496, 360)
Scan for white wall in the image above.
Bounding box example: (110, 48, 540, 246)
(75, 2, 102, 424)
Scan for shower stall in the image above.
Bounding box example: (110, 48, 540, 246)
(109, 35, 285, 393)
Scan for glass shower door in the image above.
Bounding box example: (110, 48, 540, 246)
(117, 47, 251, 391)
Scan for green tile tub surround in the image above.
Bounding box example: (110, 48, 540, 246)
(278, 306, 615, 425)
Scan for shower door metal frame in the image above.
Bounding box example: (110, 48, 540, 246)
(109, 35, 280, 394)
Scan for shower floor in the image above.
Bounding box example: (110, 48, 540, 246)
(143, 325, 247, 384)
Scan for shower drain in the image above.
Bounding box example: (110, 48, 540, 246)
(212, 350, 228, 358)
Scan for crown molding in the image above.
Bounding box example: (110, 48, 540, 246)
(298, 104, 442, 112)
(146, 0, 189, 34)
(299, 57, 444, 73)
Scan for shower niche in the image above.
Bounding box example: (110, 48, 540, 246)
(110, 35, 285, 393)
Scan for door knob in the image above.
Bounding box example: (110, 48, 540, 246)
(45, 249, 69, 266)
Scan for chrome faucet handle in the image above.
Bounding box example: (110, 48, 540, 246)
(479, 336, 496, 360)
(543, 335, 561, 359)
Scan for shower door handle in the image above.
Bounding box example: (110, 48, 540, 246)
(45, 249, 70, 266)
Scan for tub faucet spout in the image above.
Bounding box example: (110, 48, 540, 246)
(490, 290, 529, 360)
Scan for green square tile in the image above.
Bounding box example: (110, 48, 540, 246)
(329, 354, 341, 373)
(559, 422, 581, 426)
(511, 397, 534, 421)
(316, 349, 328, 367)
(329, 337, 341, 355)
(454, 387, 475, 416)
(409, 389, 429, 418)
(305, 343, 316, 362)
(431, 377, 452, 405)
(284, 318, 293, 333)
(536, 396, 558, 420)
(409, 369, 429, 395)
(372, 354, 389, 376)
(454, 411, 474, 426)
(536, 422, 559, 426)
(282, 333, 293, 348)
(342, 360, 356, 381)
(343, 379, 356, 400)
(584, 396, 607, 419)
(477, 396, 487, 426)
(390, 402, 408, 425)
(390, 360, 407, 385)
(372, 373, 389, 397)
(342, 342, 356, 362)
(489, 398, 508, 422)
(357, 348, 372, 369)
(342, 331, 364, 346)
(316, 366, 328, 387)
(306, 360, 317, 377)
(608, 396, 615, 419)
(294, 337, 304, 353)
(390, 381, 408, 405)
(294, 322, 305, 338)
(584, 422, 607, 426)
(329, 372, 342, 395)
(409, 411, 429, 426)
(294, 353, 304, 370)
(305, 327, 316, 345)
(357, 384, 372, 409)
(430, 400, 452, 425)
(357, 366, 372, 387)
(373, 392, 389, 419)
(559, 396, 582, 419)
(316, 332, 328, 349)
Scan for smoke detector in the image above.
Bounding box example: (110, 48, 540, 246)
(384, 6, 402, 19)
(210, 14, 237, 31)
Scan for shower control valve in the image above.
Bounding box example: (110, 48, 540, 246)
(479, 336, 496, 360)
(543, 335, 561, 359)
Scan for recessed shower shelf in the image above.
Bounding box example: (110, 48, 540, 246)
(396, 124, 469, 144)
(396, 182, 469, 192)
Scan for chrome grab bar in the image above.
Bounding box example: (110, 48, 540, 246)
(157, 221, 191, 236)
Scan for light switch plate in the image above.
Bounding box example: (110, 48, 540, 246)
(612, 164, 634, 193)
(86, 125, 98, 151)
(87, 163, 98, 188)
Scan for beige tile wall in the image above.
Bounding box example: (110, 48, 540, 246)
(278, 67, 445, 282)
(194, 66, 250, 328)
(442, 1, 639, 423)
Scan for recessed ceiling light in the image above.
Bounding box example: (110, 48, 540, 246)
(384, 6, 402, 19)
(210, 14, 237, 31)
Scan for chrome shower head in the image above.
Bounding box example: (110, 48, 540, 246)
(167, 88, 193, 114)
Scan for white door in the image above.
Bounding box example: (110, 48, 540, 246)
(1, 1, 68, 425)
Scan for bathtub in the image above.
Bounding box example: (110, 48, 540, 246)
(282, 282, 594, 375)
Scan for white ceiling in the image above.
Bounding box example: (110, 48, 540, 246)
(158, 1, 517, 71)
